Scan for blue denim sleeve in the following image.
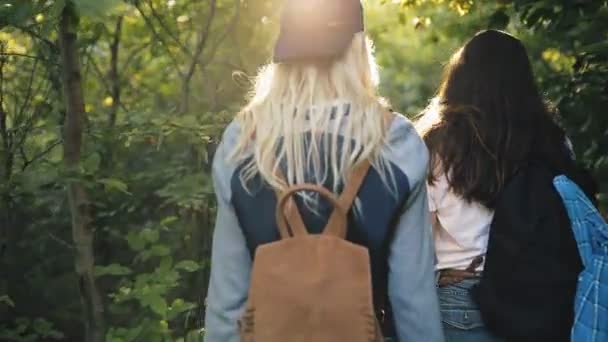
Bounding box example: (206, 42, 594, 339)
(204, 122, 251, 342)
(384, 115, 445, 342)
(389, 182, 445, 342)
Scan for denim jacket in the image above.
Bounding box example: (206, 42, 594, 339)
(204, 112, 444, 342)
(554, 176, 608, 342)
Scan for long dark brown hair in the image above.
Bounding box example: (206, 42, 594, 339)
(419, 30, 588, 209)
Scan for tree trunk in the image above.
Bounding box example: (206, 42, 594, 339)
(58, 6, 105, 342)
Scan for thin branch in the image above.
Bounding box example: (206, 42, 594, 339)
(122, 40, 153, 72)
(14, 25, 56, 50)
(0, 44, 11, 163)
(0, 44, 5, 112)
(85, 51, 129, 113)
(21, 140, 62, 171)
(13, 77, 53, 156)
(134, 2, 183, 75)
(202, 0, 241, 69)
(85, 51, 112, 92)
(16, 59, 39, 124)
(108, 16, 124, 128)
(0, 52, 49, 62)
(185, 0, 218, 83)
(179, 0, 218, 113)
(144, 0, 191, 56)
(48, 232, 76, 250)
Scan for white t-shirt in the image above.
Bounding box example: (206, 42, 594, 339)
(428, 173, 494, 271)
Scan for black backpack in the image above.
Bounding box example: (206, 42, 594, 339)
(473, 161, 583, 342)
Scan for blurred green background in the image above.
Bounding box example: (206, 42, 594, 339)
(0, 0, 606, 341)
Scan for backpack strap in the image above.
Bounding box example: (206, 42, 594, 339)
(275, 110, 395, 239)
(274, 161, 371, 239)
(276, 184, 348, 240)
(324, 160, 372, 238)
(274, 168, 309, 239)
(324, 111, 395, 238)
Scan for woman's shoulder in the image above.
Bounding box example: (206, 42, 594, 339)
(385, 112, 427, 153)
(383, 112, 430, 185)
(219, 119, 241, 148)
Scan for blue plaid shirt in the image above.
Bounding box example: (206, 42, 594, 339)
(553, 176, 608, 342)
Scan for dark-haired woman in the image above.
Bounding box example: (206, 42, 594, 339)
(417, 30, 596, 341)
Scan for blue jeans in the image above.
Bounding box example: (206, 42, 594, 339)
(438, 278, 503, 342)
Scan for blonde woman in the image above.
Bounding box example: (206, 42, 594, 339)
(204, 1, 443, 341)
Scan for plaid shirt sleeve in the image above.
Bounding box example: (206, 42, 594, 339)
(553, 176, 608, 342)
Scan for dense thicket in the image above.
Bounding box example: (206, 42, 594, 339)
(0, 0, 605, 341)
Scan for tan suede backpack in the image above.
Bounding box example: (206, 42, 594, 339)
(238, 157, 384, 342)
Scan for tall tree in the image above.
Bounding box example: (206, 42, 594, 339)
(58, 4, 105, 341)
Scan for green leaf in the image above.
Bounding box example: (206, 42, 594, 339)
(83, 152, 101, 173)
(150, 244, 170, 257)
(160, 216, 179, 227)
(126, 231, 147, 252)
(170, 298, 196, 313)
(175, 260, 200, 273)
(140, 228, 159, 243)
(124, 325, 143, 342)
(0, 295, 15, 307)
(98, 178, 131, 195)
(159, 256, 173, 272)
(148, 296, 167, 317)
(167, 298, 197, 320)
(95, 264, 133, 277)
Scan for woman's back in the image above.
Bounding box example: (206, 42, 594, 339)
(206, 111, 444, 341)
(417, 29, 596, 342)
(225, 111, 420, 297)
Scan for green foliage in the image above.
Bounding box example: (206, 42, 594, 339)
(511, 0, 608, 210)
(72, 0, 122, 17)
(0, 317, 65, 342)
(101, 223, 204, 341)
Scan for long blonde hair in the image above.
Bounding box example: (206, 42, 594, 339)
(231, 33, 390, 192)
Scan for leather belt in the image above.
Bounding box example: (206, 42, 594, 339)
(437, 256, 484, 287)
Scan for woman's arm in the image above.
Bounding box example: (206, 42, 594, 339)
(385, 114, 444, 342)
(388, 180, 445, 342)
(204, 124, 251, 342)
